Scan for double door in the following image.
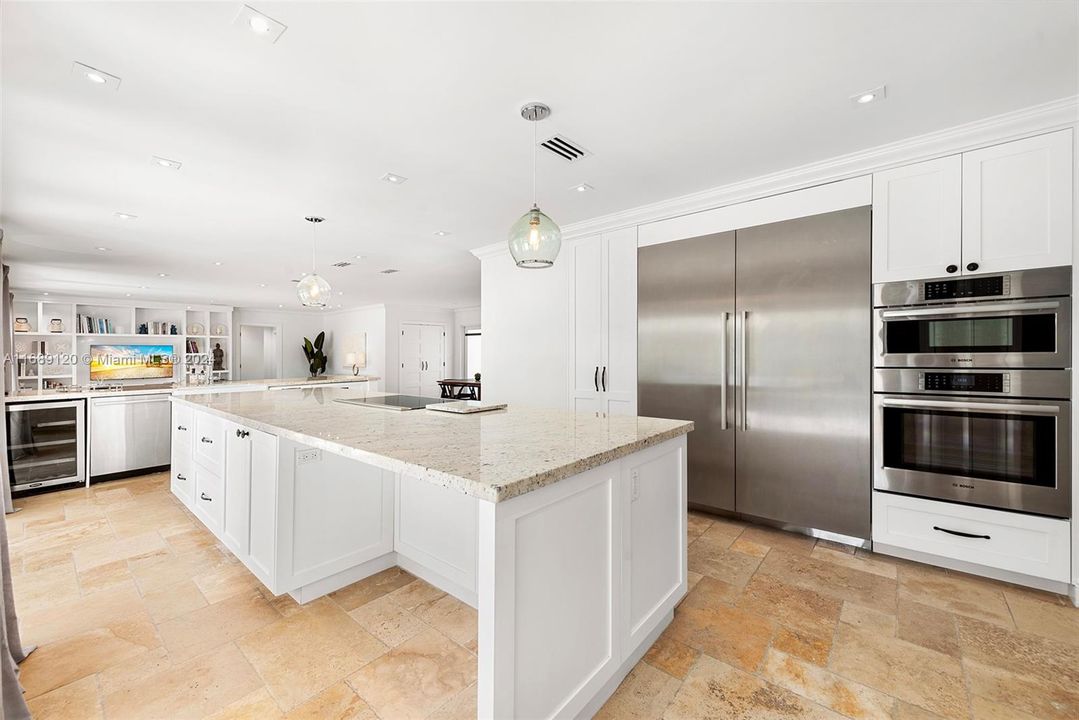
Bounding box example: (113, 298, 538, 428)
(638, 207, 872, 539)
(399, 323, 445, 398)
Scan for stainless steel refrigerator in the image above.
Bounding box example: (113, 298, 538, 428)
(638, 207, 872, 540)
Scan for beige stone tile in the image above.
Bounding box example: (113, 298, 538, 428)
(427, 683, 477, 720)
(810, 545, 897, 579)
(1004, 590, 1079, 646)
(965, 657, 1079, 720)
(770, 626, 832, 667)
(194, 561, 264, 604)
(77, 559, 135, 595)
(97, 646, 172, 696)
(19, 620, 161, 699)
(348, 628, 476, 719)
(736, 525, 817, 556)
(758, 550, 897, 613)
(92, 486, 134, 503)
(106, 502, 191, 539)
(815, 539, 857, 555)
(257, 583, 304, 618)
(12, 561, 80, 611)
(737, 573, 841, 637)
(664, 653, 844, 719)
(698, 516, 748, 539)
(894, 701, 948, 720)
(688, 534, 761, 587)
(897, 564, 1014, 628)
(330, 566, 416, 611)
(20, 583, 150, 646)
(956, 614, 1079, 691)
(643, 628, 701, 679)
(970, 694, 1044, 720)
(730, 537, 770, 558)
(897, 598, 959, 657)
(686, 511, 714, 540)
(12, 516, 114, 563)
(238, 596, 387, 712)
(685, 570, 703, 592)
(827, 623, 966, 720)
(596, 661, 680, 719)
(158, 589, 280, 663)
(281, 682, 376, 720)
(72, 530, 169, 573)
(839, 601, 896, 636)
(665, 577, 772, 673)
(144, 578, 209, 623)
(413, 593, 478, 648)
(103, 642, 263, 720)
(387, 578, 446, 613)
(205, 687, 285, 720)
(761, 648, 894, 720)
(26, 675, 103, 720)
(348, 594, 427, 648)
(129, 545, 228, 594)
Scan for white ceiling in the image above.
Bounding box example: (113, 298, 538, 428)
(2, 1, 1076, 311)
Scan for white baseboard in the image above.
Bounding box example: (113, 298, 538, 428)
(288, 551, 397, 604)
(874, 542, 1072, 596)
(396, 553, 478, 609)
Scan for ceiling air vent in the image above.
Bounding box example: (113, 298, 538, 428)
(331, 261, 352, 268)
(380, 268, 399, 274)
(539, 134, 591, 162)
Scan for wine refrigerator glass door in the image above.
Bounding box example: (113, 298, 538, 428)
(6, 400, 86, 492)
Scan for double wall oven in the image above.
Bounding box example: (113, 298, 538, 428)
(873, 266, 1071, 518)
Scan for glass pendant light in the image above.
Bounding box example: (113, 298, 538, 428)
(508, 102, 561, 268)
(297, 216, 331, 307)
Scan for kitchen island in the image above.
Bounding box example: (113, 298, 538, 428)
(170, 386, 692, 719)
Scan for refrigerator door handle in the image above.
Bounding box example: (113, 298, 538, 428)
(739, 310, 748, 431)
(601, 366, 607, 392)
(594, 366, 599, 392)
(720, 311, 729, 430)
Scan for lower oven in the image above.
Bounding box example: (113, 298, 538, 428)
(873, 369, 1071, 518)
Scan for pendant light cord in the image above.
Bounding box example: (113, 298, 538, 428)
(312, 220, 316, 273)
(532, 118, 537, 207)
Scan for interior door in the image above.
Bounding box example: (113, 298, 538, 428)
(735, 207, 872, 539)
(638, 232, 736, 512)
(419, 324, 445, 397)
(571, 236, 604, 413)
(399, 324, 422, 395)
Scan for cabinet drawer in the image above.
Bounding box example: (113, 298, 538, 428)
(193, 411, 225, 475)
(170, 448, 194, 508)
(173, 403, 194, 450)
(872, 492, 1070, 582)
(194, 465, 225, 534)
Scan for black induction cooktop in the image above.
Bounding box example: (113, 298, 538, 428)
(334, 395, 453, 411)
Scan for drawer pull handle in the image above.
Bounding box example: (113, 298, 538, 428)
(236, 429, 250, 438)
(177, 425, 187, 431)
(201, 437, 213, 444)
(176, 474, 187, 482)
(200, 492, 212, 502)
(933, 525, 990, 540)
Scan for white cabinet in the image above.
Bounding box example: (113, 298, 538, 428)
(224, 423, 252, 556)
(193, 411, 225, 476)
(170, 403, 194, 507)
(962, 130, 1073, 274)
(569, 227, 638, 415)
(872, 130, 1073, 282)
(399, 323, 446, 397)
(872, 156, 962, 282)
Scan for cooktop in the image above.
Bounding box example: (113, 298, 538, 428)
(334, 395, 453, 411)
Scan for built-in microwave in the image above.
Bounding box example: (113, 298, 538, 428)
(874, 266, 1071, 369)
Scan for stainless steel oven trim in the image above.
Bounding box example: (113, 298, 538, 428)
(873, 266, 1072, 307)
(873, 296, 1071, 369)
(873, 368, 1072, 399)
(872, 394, 1071, 518)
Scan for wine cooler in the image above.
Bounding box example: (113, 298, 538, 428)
(6, 400, 86, 492)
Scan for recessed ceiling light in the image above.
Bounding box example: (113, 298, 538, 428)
(258, 283, 266, 288)
(114, 212, 137, 220)
(125, 293, 132, 297)
(139, 285, 149, 289)
(71, 61, 121, 90)
(42, 292, 49, 296)
(278, 304, 283, 309)
(151, 155, 182, 170)
(234, 5, 287, 43)
(571, 183, 595, 193)
(95, 246, 111, 252)
(381, 172, 408, 185)
(214, 261, 222, 266)
(433, 230, 451, 237)
(354, 254, 365, 260)
(851, 85, 886, 106)
(157, 273, 169, 278)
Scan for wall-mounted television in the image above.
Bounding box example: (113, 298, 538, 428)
(89, 344, 174, 381)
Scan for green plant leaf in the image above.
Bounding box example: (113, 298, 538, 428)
(314, 331, 325, 350)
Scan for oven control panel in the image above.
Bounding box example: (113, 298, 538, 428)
(919, 372, 1010, 393)
(922, 275, 1010, 301)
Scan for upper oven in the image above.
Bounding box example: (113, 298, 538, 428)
(874, 266, 1071, 369)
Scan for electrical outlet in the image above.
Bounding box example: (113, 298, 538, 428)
(631, 470, 640, 502)
(296, 448, 321, 465)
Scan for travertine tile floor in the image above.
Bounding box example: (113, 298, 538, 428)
(6, 473, 1078, 719)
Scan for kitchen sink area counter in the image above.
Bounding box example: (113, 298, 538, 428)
(169, 386, 692, 718)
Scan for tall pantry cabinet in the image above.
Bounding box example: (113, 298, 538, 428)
(569, 227, 637, 416)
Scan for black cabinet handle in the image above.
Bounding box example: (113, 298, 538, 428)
(236, 429, 249, 438)
(946, 265, 958, 274)
(200, 492, 212, 502)
(933, 525, 989, 540)
(602, 366, 607, 392)
(594, 366, 599, 392)
(177, 425, 187, 431)
(201, 437, 213, 444)
(966, 262, 980, 272)
(176, 474, 186, 482)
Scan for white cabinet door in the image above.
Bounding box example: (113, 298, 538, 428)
(603, 228, 638, 416)
(419, 324, 445, 398)
(872, 155, 962, 282)
(224, 423, 252, 556)
(962, 129, 1073, 274)
(247, 428, 278, 590)
(398, 324, 422, 395)
(570, 235, 604, 412)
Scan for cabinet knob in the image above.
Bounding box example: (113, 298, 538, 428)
(966, 262, 979, 271)
(177, 425, 187, 431)
(235, 428, 249, 438)
(945, 265, 958, 274)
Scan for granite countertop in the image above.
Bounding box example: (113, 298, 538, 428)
(173, 387, 693, 503)
(173, 375, 378, 394)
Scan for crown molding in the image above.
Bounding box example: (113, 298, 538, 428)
(471, 95, 1078, 258)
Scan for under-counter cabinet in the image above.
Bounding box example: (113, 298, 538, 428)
(569, 227, 638, 415)
(872, 129, 1073, 282)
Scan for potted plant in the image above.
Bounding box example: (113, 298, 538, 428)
(302, 331, 328, 378)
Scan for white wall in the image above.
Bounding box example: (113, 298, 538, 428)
(452, 306, 481, 378)
(233, 308, 324, 379)
(321, 305, 387, 391)
(384, 305, 456, 393)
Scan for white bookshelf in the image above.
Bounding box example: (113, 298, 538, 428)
(10, 295, 233, 392)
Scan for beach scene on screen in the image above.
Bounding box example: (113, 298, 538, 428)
(89, 344, 174, 380)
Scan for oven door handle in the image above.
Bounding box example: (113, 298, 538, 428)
(879, 300, 1060, 320)
(879, 398, 1060, 415)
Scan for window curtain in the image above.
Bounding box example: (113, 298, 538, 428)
(0, 242, 32, 717)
